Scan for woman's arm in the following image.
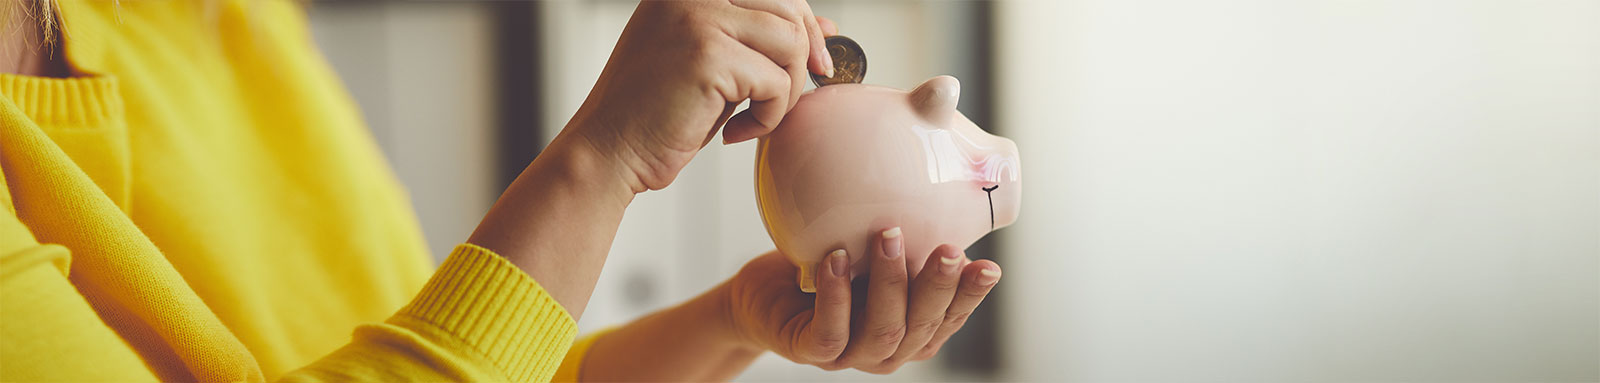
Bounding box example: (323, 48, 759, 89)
(467, 129, 636, 319)
(466, 0, 834, 320)
(574, 283, 761, 382)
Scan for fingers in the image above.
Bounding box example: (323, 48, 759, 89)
(719, 1, 836, 144)
(726, 61, 807, 143)
(889, 245, 965, 363)
(719, 8, 808, 73)
(722, 108, 775, 144)
(816, 16, 838, 37)
(837, 227, 909, 366)
(779, 1, 823, 116)
(716, 6, 804, 144)
(915, 259, 1001, 360)
(703, 102, 740, 148)
(730, 0, 831, 77)
(715, 43, 793, 142)
(797, 249, 852, 362)
(798, 3, 832, 77)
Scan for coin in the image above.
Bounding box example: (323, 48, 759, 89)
(810, 35, 867, 87)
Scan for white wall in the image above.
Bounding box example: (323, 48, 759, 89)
(997, 0, 1599, 381)
(309, 3, 499, 261)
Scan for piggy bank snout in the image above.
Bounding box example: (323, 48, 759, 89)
(951, 115, 1021, 231)
(991, 137, 1022, 229)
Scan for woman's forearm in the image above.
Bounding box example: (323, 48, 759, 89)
(578, 282, 764, 382)
(467, 125, 637, 319)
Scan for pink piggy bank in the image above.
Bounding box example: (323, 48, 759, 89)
(755, 76, 1022, 292)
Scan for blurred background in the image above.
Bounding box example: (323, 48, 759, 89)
(306, 0, 1598, 381)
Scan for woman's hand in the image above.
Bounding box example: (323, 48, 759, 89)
(567, 0, 837, 194)
(567, 229, 998, 380)
(471, 1, 834, 317)
(723, 228, 1003, 374)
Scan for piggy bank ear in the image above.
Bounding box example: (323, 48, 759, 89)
(909, 75, 961, 125)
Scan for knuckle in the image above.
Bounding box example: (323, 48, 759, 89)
(915, 347, 939, 361)
(870, 320, 908, 341)
(959, 283, 991, 300)
(787, 22, 808, 48)
(877, 271, 910, 289)
(943, 311, 973, 328)
(867, 322, 907, 344)
(663, 5, 696, 28)
(818, 292, 850, 308)
(929, 274, 962, 291)
(679, 8, 706, 26)
(787, 74, 806, 99)
(687, 32, 721, 62)
(808, 336, 847, 359)
(685, 13, 718, 38)
(776, 16, 800, 38)
(908, 316, 944, 335)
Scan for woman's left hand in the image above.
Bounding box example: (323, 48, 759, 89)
(721, 228, 1002, 374)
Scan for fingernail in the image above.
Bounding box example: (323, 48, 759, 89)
(823, 48, 835, 77)
(881, 227, 903, 259)
(829, 249, 848, 277)
(977, 269, 1001, 286)
(939, 250, 961, 272)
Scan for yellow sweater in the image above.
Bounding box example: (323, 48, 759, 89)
(0, 1, 596, 381)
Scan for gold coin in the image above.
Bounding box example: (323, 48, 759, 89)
(810, 35, 867, 87)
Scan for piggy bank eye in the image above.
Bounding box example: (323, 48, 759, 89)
(982, 185, 1000, 230)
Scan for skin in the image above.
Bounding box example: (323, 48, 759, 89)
(0, 1, 71, 77)
(4, 0, 1005, 379)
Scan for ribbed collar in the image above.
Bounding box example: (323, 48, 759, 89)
(0, 73, 121, 127)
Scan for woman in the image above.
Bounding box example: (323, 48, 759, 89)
(0, 0, 1002, 381)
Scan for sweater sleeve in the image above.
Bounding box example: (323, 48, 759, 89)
(0, 212, 161, 381)
(4, 144, 586, 381)
(281, 244, 579, 382)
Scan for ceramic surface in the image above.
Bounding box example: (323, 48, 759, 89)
(755, 76, 1022, 292)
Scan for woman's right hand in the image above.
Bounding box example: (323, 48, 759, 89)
(562, 0, 837, 195)
(722, 228, 1003, 374)
(472, 0, 835, 320)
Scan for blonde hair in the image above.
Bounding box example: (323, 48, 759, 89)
(2, 0, 62, 47)
(4, 0, 235, 55)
